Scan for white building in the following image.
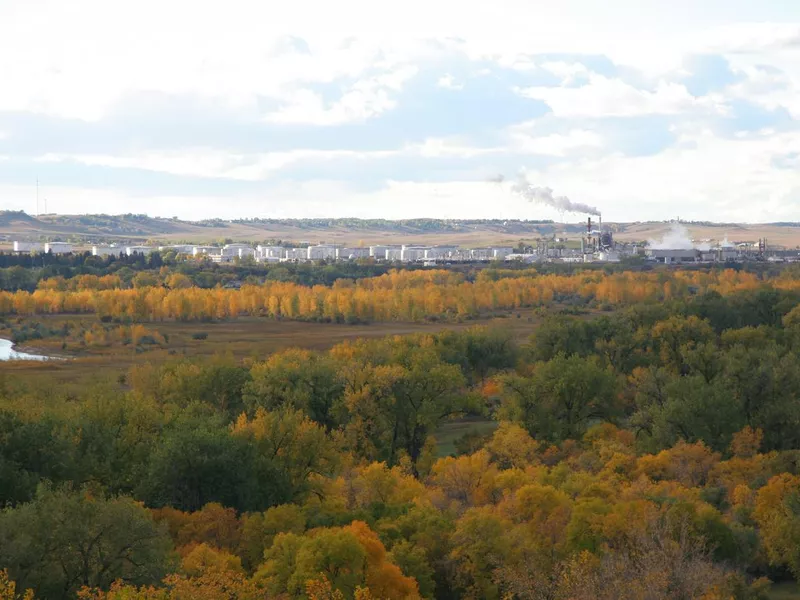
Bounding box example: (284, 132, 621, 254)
(424, 246, 458, 260)
(256, 245, 285, 260)
(45, 242, 73, 254)
(125, 246, 154, 256)
(220, 244, 255, 259)
(370, 245, 398, 259)
(596, 250, 621, 263)
(192, 246, 218, 256)
(92, 245, 121, 257)
(400, 245, 430, 262)
(645, 248, 698, 264)
(12, 241, 44, 253)
(385, 248, 403, 261)
(284, 247, 308, 261)
(337, 247, 371, 260)
(159, 244, 195, 254)
(307, 244, 337, 261)
(470, 248, 493, 261)
(491, 247, 514, 259)
(505, 253, 539, 263)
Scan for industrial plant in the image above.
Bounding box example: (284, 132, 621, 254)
(7, 220, 795, 265)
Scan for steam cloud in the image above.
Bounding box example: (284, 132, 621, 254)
(490, 174, 601, 217)
(648, 224, 710, 250)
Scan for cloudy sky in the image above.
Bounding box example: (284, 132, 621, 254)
(2, 0, 800, 222)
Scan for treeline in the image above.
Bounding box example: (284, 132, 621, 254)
(6, 287, 800, 596)
(1, 267, 797, 323)
(0, 252, 394, 292)
(231, 217, 556, 231)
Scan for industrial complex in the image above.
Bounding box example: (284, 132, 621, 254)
(7, 220, 795, 265)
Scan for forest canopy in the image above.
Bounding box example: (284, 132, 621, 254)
(4, 266, 800, 598)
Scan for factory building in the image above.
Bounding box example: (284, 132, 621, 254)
(645, 248, 699, 264)
(158, 244, 195, 254)
(221, 244, 256, 259)
(13, 241, 44, 253)
(256, 245, 285, 261)
(44, 242, 73, 254)
(307, 244, 338, 261)
(424, 246, 458, 260)
(92, 245, 122, 257)
(492, 247, 515, 259)
(400, 246, 430, 262)
(192, 246, 217, 257)
(336, 247, 371, 260)
(284, 248, 308, 261)
(470, 248, 493, 261)
(370, 245, 401, 259)
(125, 246, 155, 256)
(385, 248, 403, 261)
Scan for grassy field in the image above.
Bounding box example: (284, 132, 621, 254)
(768, 582, 800, 599)
(434, 417, 499, 457)
(0, 308, 549, 383)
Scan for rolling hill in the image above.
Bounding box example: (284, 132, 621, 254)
(1, 211, 798, 248)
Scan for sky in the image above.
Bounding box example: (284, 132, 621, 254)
(2, 0, 800, 222)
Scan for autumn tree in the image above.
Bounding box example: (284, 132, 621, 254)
(753, 474, 800, 578)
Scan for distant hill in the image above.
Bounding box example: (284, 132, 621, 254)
(1, 212, 798, 248)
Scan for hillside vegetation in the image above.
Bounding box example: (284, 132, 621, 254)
(4, 211, 800, 247)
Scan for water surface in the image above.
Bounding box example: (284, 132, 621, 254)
(0, 338, 52, 361)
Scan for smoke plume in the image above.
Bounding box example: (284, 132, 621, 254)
(491, 174, 601, 217)
(648, 224, 698, 250)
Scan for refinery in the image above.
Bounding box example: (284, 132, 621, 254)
(7, 219, 795, 265)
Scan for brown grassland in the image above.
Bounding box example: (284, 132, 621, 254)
(0, 307, 553, 385)
(3, 212, 800, 247)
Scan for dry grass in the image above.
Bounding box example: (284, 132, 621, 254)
(0, 308, 547, 383)
(4, 217, 800, 249)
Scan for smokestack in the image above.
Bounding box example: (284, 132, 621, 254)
(587, 217, 592, 235)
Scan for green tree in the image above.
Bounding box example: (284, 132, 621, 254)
(0, 411, 76, 505)
(138, 406, 252, 511)
(500, 354, 619, 442)
(0, 485, 172, 600)
(245, 350, 343, 429)
(232, 407, 341, 507)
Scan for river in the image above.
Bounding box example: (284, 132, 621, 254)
(0, 338, 53, 361)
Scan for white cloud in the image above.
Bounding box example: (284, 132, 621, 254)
(36, 148, 400, 181)
(2, 1, 800, 221)
(264, 66, 418, 125)
(412, 138, 497, 158)
(437, 74, 464, 90)
(4, 127, 800, 222)
(518, 75, 715, 118)
(519, 129, 800, 222)
(540, 61, 591, 85)
(509, 127, 603, 156)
